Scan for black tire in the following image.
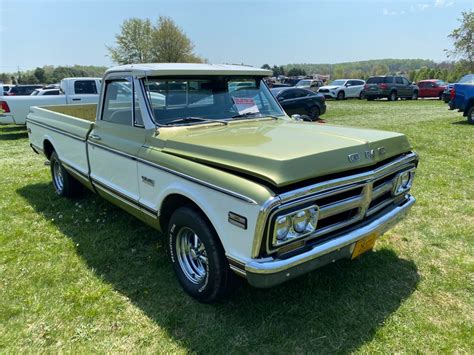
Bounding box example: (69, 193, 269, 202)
(467, 106, 474, 124)
(50, 151, 82, 197)
(388, 91, 397, 101)
(168, 206, 237, 302)
(359, 90, 365, 100)
(336, 91, 345, 100)
(438, 92, 443, 100)
(309, 106, 320, 121)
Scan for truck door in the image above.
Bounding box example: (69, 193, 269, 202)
(88, 76, 146, 203)
(67, 79, 100, 104)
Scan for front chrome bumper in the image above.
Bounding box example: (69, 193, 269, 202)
(245, 195, 415, 288)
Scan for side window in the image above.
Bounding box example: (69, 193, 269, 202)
(44, 90, 59, 95)
(279, 91, 294, 100)
(395, 77, 403, 84)
(102, 79, 133, 125)
(293, 89, 308, 98)
(385, 76, 394, 84)
(402, 78, 410, 85)
(74, 80, 98, 94)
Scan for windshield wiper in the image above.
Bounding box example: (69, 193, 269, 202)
(231, 112, 263, 119)
(166, 117, 228, 126)
(232, 112, 280, 120)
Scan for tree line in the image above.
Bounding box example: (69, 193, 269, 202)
(2, 10, 471, 85)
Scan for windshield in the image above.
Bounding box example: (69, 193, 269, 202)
(329, 80, 346, 86)
(458, 74, 474, 84)
(144, 77, 285, 125)
(296, 80, 311, 86)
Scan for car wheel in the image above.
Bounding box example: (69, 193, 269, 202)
(336, 91, 345, 100)
(310, 107, 320, 121)
(50, 151, 82, 197)
(467, 106, 474, 125)
(168, 206, 237, 302)
(359, 91, 365, 100)
(439, 93, 443, 100)
(388, 91, 397, 101)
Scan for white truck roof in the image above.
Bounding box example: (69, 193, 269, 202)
(106, 63, 272, 77)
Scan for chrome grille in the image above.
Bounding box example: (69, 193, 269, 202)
(263, 153, 418, 254)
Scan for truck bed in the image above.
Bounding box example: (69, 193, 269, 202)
(27, 104, 97, 177)
(27, 103, 96, 141)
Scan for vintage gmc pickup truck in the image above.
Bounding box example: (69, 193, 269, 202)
(27, 63, 418, 302)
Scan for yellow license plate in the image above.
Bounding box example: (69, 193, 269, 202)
(351, 232, 379, 259)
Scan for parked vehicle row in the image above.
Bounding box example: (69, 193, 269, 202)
(25, 63, 418, 302)
(0, 77, 101, 125)
(365, 76, 419, 101)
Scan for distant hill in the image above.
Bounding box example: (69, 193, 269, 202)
(284, 59, 439, 79)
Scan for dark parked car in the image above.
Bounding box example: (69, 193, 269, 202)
(365, 76, 419, 101)
(271, 87, 326, 121)
(417, 79, 446, 99)
(6, 85, 43, 96)
(442, 83, 454, 103)
(450, 74, 474, 124)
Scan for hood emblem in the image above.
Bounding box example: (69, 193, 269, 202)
(349, 147, 386, 163)
(348, 153, 360, 163)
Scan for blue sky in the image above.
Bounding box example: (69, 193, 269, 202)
(0, 0, 472, 71)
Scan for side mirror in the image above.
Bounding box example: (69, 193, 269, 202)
(300, 114, 312, 122)
(345, 83, 351, 87)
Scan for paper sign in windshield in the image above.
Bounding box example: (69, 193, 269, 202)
(233, 97, 259, 115)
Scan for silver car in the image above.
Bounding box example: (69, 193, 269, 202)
(318, 79, 366, 100)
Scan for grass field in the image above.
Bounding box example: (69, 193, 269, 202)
(1, 99, 473, 353)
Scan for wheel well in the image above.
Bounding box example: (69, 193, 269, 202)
(463, 99, 474, 116)
(159, 193, 211, 233)
(43, 140, 55, 160)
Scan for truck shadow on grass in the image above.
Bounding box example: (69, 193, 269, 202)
(18, 182, 420, 354)
(0, 125, 28, 140)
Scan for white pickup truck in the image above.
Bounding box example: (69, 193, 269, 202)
(27, 63, 418, 302)
(0, 77, 101, 125)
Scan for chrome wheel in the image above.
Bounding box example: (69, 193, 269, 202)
(53, 160, 64, 192)
(176, 227, 208, 284)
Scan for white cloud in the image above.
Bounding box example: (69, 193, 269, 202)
(418, 3, 430, 10)
(382, 8, 398, 16)
(434, 0, 445, 7)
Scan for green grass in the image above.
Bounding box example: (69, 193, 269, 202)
(1, 100, 473, 353)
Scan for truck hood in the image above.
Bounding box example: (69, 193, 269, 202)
(160, 119, 411, 187)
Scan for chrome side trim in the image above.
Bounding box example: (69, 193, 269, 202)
(246, 195, 415, 277)
(26, 118, 86, 142)
(88, 140, 258, 205)
(91, 177, 158, 218)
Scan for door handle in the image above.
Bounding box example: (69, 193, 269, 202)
(90, 134, 101, 140)
(72, 98, 81, 101)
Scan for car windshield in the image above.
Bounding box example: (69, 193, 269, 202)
(329, 80, 346, 86)
(296, 80, 311, 86)
(458, 74, 474, 84)
(144, 77, 285, 125)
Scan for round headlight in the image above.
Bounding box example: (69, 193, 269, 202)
(293, 210, 309, 233)
(400, 172, 410, 188)
(275, 215, 291, 240)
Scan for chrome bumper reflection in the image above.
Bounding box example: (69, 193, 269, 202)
(245, 195, 415, 288)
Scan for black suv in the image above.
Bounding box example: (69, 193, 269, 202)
(365, 76, 419, 101)
(6, 85, 43, 96)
